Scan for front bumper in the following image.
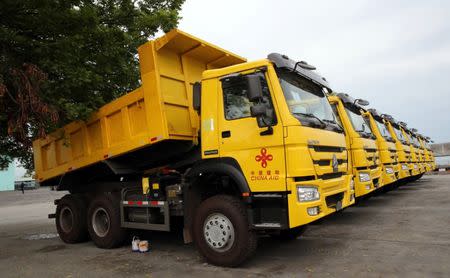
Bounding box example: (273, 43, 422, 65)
(398, 163, 411, 180)
(287, 174, 354, 228)
(419, 164, 426, 174)
(409, 163, 421, 176)
(380, 164, 398, 187)
(353, 167, 382, 197)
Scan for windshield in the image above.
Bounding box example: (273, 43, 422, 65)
(345, 107, 373, 137)
(394, 127, 407, 144)
(404, 132, 412, 144)
(375, 119, 393, 140)
(277, 70, 340, 131)
(412, 136, 420, 147)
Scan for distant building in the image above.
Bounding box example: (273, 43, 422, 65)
(0, 162, 15, 191)
(15, 177, 39, 190)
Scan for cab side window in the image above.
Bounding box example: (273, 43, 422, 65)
(221, 72, 276, 125)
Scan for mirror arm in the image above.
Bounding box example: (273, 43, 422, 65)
(260, 126, 273, 136)
(258, 115, 274, 136)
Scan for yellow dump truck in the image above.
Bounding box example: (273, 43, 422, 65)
(384, 116, 411, 181)
(419, 135, 434, 172)
(327, 94, 382, 198)
(366, 109, 399, 187)
(409, 129, 426, 175)
(33, 29, 354, 267)
(399, 123, 421, 178)
(417, 135, 431, 172)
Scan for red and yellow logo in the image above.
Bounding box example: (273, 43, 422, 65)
(255, 148, 273, 168)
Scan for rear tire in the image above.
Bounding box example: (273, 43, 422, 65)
(56, 194, 89, 243)
(87, 193, 126, 249)
(193, 195, 257, 267)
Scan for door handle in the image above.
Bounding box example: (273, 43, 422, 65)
(222, 131, 231, 138)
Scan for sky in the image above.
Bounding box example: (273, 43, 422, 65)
(178, 0, 450, 143)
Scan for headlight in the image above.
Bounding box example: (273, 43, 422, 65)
(401, 164, 408, 170)
(297, 186, 320, 202)
(385, 167, 394, 174)
(359, 172, 371, 182)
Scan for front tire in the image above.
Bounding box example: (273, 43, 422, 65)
(193, 195, 257, 267)
(55, 194, 89, 243)
(87, 193, 126, 249)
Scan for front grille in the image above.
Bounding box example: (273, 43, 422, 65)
(373, 178, 380, 187)
(313, 159, 346, 166)
(309, 145, 345, 153)
(319, 172, 343, 180)
(326, 192, 344, 208)
(294, 176, 315, 182)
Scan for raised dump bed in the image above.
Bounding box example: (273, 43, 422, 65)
(33, 29, 246, 185)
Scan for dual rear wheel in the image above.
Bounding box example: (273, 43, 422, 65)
(55, 193, 126, 248)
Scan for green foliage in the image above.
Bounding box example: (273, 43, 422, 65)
(0, 0, 184, 170)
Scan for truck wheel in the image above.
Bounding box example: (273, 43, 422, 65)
(193, 195, 257, 267)
(271, 226, 307, 241)
(56, 194, 89, 243)
(87, 193, 126, 249)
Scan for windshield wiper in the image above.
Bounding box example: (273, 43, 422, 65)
(322, 119, 344, 133)
(358, 131, 372, 138)
(295, 113, 326, 128)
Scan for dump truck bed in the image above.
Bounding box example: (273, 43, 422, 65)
(33, 29, 246, 184)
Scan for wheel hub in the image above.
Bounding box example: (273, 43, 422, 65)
(203, 213, 235, 252)
(92, 207, 110, 237)
(60, 206, 74, 233)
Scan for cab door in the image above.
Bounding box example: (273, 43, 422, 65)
(218, 71, 286, 192)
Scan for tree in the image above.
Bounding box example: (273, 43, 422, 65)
(0, 0, 184, 170)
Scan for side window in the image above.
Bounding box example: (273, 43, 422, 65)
(221, 72, 276, 125)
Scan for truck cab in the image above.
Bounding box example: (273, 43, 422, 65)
(327, 94, 382, 198)
(418, 135, 431, 172)
(201, 53, 355, 231)
(366, 109, 399, 187)
(426, 137, 437, 170)
(384, 117, 411, 180)
(409, 130, 426, 175)
(399, 124, 421, 177)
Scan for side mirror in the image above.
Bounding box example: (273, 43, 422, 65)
(355, 99, 370, 106)
(246, 75, 263, 102)
(250, 103, 267, 118)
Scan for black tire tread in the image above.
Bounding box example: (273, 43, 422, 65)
(55, 194, 89, 244)
(193, 194, 257, 267)
(87, 193, 126, 249)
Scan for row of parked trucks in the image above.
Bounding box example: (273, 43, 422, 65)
(33, 30, 436, 267)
